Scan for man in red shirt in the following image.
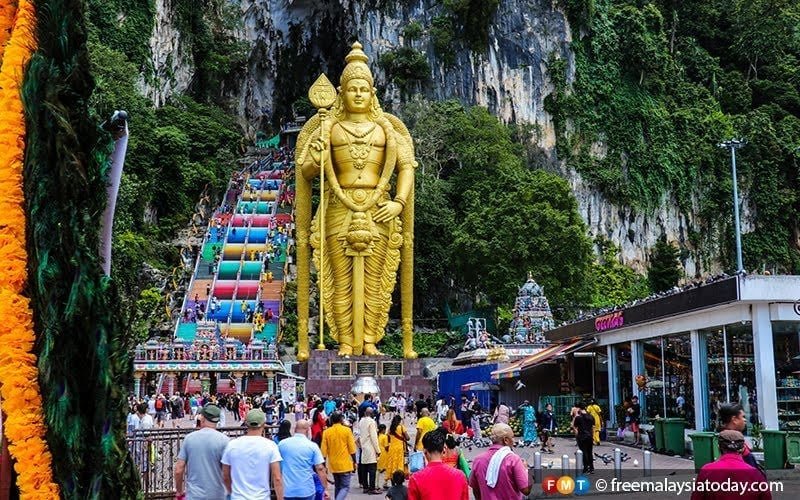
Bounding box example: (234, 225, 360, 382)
(690, 430, 771, 500)
(470, 423, 531, 500)
(719, 403, 764, 475)
(408, 428, 468, 500)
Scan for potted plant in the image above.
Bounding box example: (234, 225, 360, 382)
(749, 424, 765, 463)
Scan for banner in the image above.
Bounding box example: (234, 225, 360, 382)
(280, 378, 296, 405)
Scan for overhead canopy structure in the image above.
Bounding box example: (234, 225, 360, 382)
(491, 339, 597, 380)
(461, 382, 500, 391)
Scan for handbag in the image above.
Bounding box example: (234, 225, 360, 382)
(408, 451, 425, 473)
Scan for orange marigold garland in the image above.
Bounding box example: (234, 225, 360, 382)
(0, 0, 60, 497)
(0, 0, 15, 61)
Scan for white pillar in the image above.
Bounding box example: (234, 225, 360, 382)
(690, 330, 709, 431)
(631, 341, 643, 397)
(234, 373, 243, 394)
(752, 304, 778, 429)
(166, 373, 176, 396)
(133, 374, 142, 400)
(607, 345, 620, 426)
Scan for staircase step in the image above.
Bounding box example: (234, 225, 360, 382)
(176, 322, 198, 341)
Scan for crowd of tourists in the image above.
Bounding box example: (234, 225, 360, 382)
(168, 392, 539, 500)
(127, 392, 295, 431)
(129, 388, 777, 499)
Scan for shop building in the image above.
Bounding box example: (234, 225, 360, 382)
(543, 274, 800, 433)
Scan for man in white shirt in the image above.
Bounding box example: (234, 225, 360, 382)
(386, 394, 398, 422)
(435, 397, 448, 424)
(129, 402, 154, 432)
(222, 409, 284, 500)
(357, 408, 381, 494)
(397, 395, 407, 420)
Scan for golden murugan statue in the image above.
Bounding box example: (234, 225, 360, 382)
(295, 42, 416, 360)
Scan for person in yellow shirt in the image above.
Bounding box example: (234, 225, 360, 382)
(415, 408, 436, 451)
(321, 412, 357, 498)
(377, 423, 389, 488)
(586, 399, 603, 445)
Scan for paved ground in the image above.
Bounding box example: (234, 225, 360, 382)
(345, 416, 800, 500)
(345, 414, 700, 499)
(154, 411, 800, 499)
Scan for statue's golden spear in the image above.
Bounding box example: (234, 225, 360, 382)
(308, 74, 336, 351)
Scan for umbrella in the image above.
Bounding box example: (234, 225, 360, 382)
(461, 382, 500, 391)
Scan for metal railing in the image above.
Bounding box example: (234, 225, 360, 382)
(127, 425, 278, 498)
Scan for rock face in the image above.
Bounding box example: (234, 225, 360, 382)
(141, 0, 194, 106)
(145, 0, 737, 275)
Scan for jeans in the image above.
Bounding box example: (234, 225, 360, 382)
(333, 472, 351, 500)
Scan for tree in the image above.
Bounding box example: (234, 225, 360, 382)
(452, 168, 594, 310)
(404, 99, 595, 313)
(413, 170, 456, 315)
(591, 238, 649, 307)
(648, 237, 682, 292)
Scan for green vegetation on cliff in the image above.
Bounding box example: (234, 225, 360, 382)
(548, 0, 800, 273)
(86, 2, 244, 340)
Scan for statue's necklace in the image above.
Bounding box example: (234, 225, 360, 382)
(339, 122, 377, 170)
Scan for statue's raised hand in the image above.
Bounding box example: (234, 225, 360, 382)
(308, 109, 330, 165)
(308, 137, 328, 165)
(374, 200, 403, 222)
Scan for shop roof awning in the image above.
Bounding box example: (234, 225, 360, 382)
(491, 339, 597, 380)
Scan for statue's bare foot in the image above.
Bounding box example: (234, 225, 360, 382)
(363, 343, 383, 356)
(404, 350, 418, 359)
(338, 345, 353, 356)
(297, 350, 309, 362)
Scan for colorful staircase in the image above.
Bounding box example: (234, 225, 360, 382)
(174, 159, 293, 350)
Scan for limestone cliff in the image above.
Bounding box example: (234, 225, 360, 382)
(144, 0, 740, 275)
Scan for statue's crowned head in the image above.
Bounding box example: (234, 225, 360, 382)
(340, 41, 374, 87)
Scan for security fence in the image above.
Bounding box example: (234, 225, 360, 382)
(127, 426, 277, 498)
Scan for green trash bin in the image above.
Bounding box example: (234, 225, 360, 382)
(761, 430, 787, 470)
(662, 418, 686, 455)
(689, 432, 717, 471)
(653, 419, 665, 451)
(786, 432, 800, 464)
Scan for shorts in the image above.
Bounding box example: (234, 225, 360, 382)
(630, 422, 640, 433)
(156, 411, 166, 422)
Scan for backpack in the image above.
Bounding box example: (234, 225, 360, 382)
(155, 399, 164, 411)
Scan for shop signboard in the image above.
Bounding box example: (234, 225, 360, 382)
(547, 276, 740, 341)
(595, 311, 624, 332)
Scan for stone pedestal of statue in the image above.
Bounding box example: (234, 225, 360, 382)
(301, 350, 429, 398)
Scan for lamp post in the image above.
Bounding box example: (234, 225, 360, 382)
(718, 139, 745, 273)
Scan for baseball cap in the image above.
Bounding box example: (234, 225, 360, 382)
(718, 429, 746, 451)
(200, 403, 221, 423)
(246, 409, 266, 427)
